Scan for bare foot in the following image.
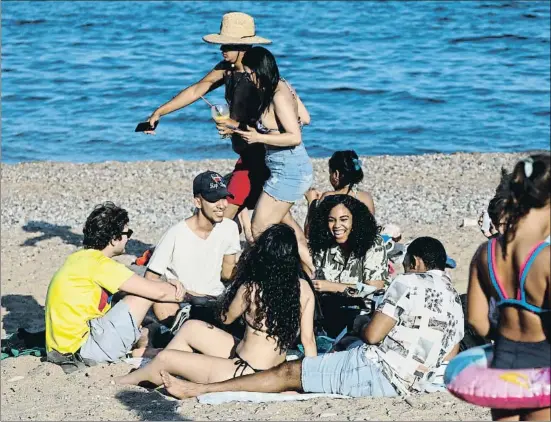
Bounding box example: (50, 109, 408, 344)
(160, 370, 206, 399)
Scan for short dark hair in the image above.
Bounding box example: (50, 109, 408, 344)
(83, 202, 129, 250)
(406, 237, 447, 271)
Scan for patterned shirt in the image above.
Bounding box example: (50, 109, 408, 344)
(363, 270, 464, 395)
(313, 235, 389, 292)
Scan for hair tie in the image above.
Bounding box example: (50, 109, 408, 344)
(352, 158, 361, 171)
(523, 157, 534, 178)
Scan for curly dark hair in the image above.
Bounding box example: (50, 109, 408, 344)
(83, 202, 129, 250)
(329, 150, 364, 190)
(308, 194, 379, 259)
(220, 224, 302, 352)
(501, 152, 550, 257)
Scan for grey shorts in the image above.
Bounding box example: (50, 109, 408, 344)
(79, 301, 140, 363)
(301, 346, 397, 397)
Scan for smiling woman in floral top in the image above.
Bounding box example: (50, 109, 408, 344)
(308, 195, 389, 336)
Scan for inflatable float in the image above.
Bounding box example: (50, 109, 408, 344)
(444, 344, 550, 409)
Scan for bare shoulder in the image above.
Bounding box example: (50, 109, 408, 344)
(275, 80, 294, 100)
(356, 190, 373, 202)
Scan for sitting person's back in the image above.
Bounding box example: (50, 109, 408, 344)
(363, 238, 464, 395)
(468, 153, 550, 421)
(308, 194, 389, 337)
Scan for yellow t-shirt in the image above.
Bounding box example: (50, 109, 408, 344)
(45, 249, 134, 354)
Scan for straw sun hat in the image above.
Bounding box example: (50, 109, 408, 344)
(203, 12, 271, 45)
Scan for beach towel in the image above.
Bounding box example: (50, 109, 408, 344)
(1, 328, 46, 360)
(197, 391, 350, 404)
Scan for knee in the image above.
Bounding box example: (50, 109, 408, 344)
(156, 349, 170, 365)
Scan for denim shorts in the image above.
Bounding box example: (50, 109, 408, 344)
(79, 301, 140, 363)
(301, 346, 397, 397)
(264, 143, 313, 203)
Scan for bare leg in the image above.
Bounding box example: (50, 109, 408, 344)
(122, 295, 155, 327)
(165, 319, 236, 357)
(116, 349, 254, 386)
(281, 211, 315, 278)
(238, 208, 254, 244)
(224, 203, 240, 220)
(161, 359, 304, 399)
(521, 407, 550, 421)
(251, 196, 314, 277)
(152, 302, 180, 326)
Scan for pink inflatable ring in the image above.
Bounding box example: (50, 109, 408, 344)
(444, 344, 550, 409)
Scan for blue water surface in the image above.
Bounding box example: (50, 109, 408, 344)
(1, 1, 550, 163)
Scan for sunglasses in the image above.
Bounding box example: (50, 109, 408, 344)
(121, 229, 133, 239)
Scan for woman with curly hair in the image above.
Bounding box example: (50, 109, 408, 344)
(308, 195, 389, 337)
(117, 224, 317, 387)
(467, 153, 550, 421)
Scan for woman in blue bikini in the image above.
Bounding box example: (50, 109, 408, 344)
(467, 153, 550, 421)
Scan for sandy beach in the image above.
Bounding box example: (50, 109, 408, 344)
(0, 152, 533, 421)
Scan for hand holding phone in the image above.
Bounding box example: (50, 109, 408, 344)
(135, 120, 159, 132)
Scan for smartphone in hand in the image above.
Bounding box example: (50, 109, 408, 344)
(135, 120, 159, 132)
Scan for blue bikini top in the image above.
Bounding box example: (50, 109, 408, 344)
(487, 237, 550, 314)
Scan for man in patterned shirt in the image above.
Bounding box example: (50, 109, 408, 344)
(154, 237, 465, 399)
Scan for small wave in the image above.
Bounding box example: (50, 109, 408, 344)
(522, 13, 538, 19)
(136, 27, 169, 33)
(450, 34, 528, 44)
(533, 110, 550, 117)
(392, 126, 425, 134)
(15, 19, 46, 25)
(393, 92, 446, 104)
(477, 2, 516, 9)
(324, 87, 388, 95)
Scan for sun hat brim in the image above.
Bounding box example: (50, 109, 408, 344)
(202, 33, 272, 45)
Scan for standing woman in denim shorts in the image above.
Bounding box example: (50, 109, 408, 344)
(230, 47, 315, 275)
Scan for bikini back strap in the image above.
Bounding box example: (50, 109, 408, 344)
(518, 240, 551, 302)
(488, 238, 508, 301)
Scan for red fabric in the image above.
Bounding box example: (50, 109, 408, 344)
(227, 158, 269, 209)
(98, 288, 109, 312)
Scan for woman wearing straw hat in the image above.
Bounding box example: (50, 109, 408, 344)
(143, 12, 280, 231)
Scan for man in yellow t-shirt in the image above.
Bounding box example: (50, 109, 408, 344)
(45, 202, 185, 373)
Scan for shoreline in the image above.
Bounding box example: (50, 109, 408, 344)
(1, 149, 545, 167)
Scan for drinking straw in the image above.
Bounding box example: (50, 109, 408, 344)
(200, 96, 214, 108)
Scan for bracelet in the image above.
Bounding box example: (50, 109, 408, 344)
(340, 287, 359, 298)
